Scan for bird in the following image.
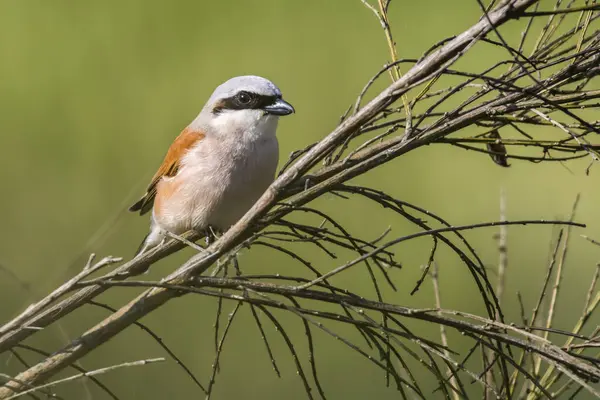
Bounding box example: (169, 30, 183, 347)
(129, 75, 294, 256)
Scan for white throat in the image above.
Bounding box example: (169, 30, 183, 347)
(192, 109, 279, 141)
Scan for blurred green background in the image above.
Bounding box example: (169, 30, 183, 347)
(1, 0, 599, 398)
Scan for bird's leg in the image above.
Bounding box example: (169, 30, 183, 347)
(190, 227, 213, 246)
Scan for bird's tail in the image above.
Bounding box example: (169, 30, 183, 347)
(134, 233, 150, 257)
(134, 226, 163, 258)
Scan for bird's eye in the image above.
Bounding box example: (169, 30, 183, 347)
(236, 91, 253, 105)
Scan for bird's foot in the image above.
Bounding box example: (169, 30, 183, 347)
(204, 226, 223, 246)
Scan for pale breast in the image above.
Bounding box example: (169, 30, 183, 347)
(153, 130, 279, 234)
(207, 136, 279, 229)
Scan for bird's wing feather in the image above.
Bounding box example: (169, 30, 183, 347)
(129, 127, 206, 215)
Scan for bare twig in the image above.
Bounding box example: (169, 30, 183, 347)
(4, 358, 164, 400)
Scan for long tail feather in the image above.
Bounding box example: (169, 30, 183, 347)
(134, 233, 150, 257)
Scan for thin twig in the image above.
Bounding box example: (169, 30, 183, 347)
(4, 358, 165, 400)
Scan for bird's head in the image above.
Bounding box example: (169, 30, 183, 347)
(199, 75, 294, 136)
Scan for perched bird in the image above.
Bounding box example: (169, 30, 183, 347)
(129, 75, 294, 255)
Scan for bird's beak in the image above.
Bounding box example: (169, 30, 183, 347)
(263, 99, 295, 116)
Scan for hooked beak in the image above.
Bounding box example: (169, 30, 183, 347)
(263, 98, 295, 116)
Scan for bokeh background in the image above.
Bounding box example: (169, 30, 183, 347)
(1, 0, 599, 398)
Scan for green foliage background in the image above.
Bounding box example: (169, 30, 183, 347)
(0, 1, 598, 398)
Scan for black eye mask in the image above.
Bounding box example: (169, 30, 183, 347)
(212, 91, 281, 114)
